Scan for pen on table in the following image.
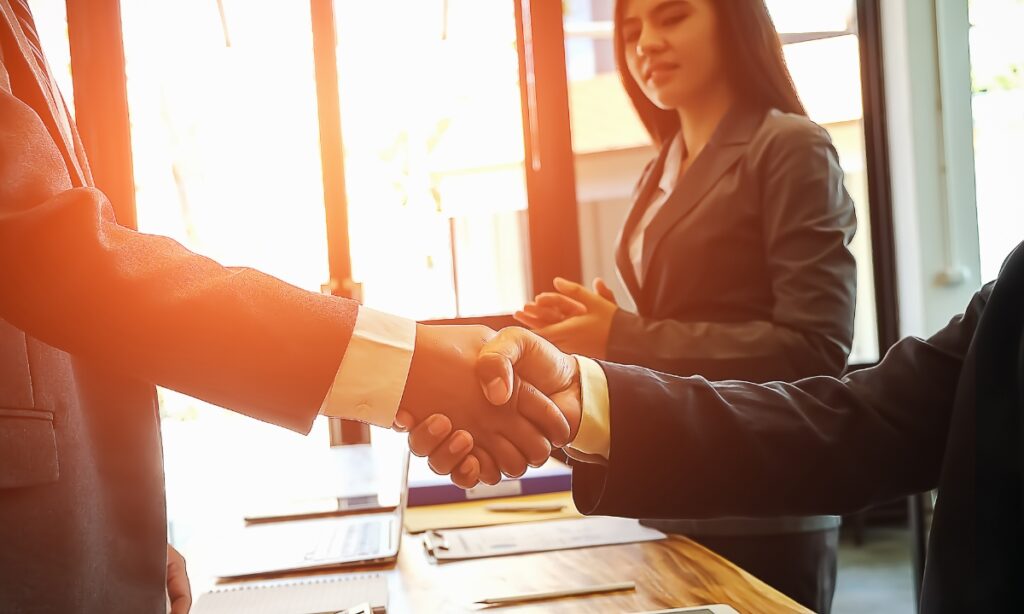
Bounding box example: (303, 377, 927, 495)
(484, 502, 566, 513)
(474, 581, 636, 605)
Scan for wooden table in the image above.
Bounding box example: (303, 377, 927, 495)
(361, 531, 812, 613)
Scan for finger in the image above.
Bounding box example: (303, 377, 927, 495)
(522, 302, 567, 326)
(499, 397, 553, 466)
(166, 550, 191, 614)
(408, 414, 454, 457)
(593, 277, 617, 303)
(474, 447, 502, 486)
(426, 430, 475, 475)
(393, 409, 417, 432)
(513, 310, 548, 330)
(478, 328, 575, 401)
(553, 277, 600, 308)
(477, 339, 516, 405)
(514, 379, 571, 448)
(484, 434, 529, 478)
(535, 292, 587, 317)
(450, 455, 481, 489)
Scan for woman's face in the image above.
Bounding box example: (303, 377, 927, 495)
(620, 0, 726, 110)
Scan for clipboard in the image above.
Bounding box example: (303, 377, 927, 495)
(422, 516, 666, 561)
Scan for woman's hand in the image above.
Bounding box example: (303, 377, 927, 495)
(532, 278, 619, 360)
(514, 278, 617, 330)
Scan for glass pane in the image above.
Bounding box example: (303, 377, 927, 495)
(334, 0, 531, 320)
(564, 0, 880, 364)
(26, 0, 74, 117)
(120, 0, 333, 562)
(968, 0, 1024, 281)
(123, 0, 329, 291)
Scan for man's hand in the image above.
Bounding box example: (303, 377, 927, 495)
(398, 324, 572, 483)
(166, 544, 191, 614)
(403, 327, 584, 488)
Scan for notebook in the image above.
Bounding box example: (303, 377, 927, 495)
(193, 572, 388, 614)
(407, 456, 572, 506)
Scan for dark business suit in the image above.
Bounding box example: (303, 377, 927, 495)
(0, 3, 358, 611)
(575, 242, 1024, 612)
(603, 105, 856, 612)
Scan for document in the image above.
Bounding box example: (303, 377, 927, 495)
(423, 516, 666, 561)
(192, 572, 388, 614)
(404, 491, 581, 533)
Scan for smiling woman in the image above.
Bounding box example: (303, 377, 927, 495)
(540, 1, 863, 612)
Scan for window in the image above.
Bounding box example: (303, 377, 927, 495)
(968, 0, 1024, 281)
(332, 0, 532, 320)
(26, 0, 73, 116)
(119, 0, 335, 552)
(563, 0, 888, 364)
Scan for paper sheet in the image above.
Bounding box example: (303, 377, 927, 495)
(193, 572, 388, 614)
(404, 491, 581, 533)
(426, 516, 666, 561)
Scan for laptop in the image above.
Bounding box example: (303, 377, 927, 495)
(214, 430, 411, 579)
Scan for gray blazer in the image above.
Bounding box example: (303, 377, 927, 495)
(608, 105, 857, 536)
(610, 105, 857, 384)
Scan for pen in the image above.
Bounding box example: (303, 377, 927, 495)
(484, 503, 566, 513)
(474, 581, 636, 605)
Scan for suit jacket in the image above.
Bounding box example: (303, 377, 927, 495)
(608, 106, 857, 382)
(574, 242, 1024, 611)
(0, 4, 358, 611)
(604, 106, 856, 538)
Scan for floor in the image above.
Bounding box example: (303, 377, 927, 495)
(831, 527, 916, 614)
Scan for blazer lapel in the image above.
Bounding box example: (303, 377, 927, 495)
(615, 142, 673, 303)
(639, 106, 765, 282)
(0, 1, 88, 187)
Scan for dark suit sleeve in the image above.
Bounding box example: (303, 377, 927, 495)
(574, 285, 987, 518)
(0, 87, 357, 433)
(606, 122, 858, 380)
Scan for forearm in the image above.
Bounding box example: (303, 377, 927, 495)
(606, 311, 849, 381)
(0, 187, 357, 432)
(574, 360, 949, 519)
(574, 289, 984, 518)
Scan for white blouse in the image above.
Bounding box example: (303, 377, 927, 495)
(627, 133, 684, 285)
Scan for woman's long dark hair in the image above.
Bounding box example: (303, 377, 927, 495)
(614, 0, 807, 147)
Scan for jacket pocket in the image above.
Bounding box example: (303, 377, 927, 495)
(0, 408, 58, 488)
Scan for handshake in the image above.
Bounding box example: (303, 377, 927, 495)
(392, 324, 584, 489)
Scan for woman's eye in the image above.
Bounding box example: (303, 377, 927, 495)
(623, 28, 641, 43)
(661, 13, 687, 27)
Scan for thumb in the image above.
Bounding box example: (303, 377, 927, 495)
(477, 345, 516, 406)
(478, 327, 574, 398)
(593, 278, 617, 304)
(553, 277, 600, 308)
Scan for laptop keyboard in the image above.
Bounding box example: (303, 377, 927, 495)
(305, 519, 389, 562)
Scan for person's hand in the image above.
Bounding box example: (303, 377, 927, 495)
(514, 277, 617, 330)
(397, 324, 572, 483)
(394, 412, 483, 488)
(166, 544, 191, 614)
(402, 328, 584, 487)
(527, 278, 618, 359)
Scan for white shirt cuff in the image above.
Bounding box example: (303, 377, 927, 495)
(320, 306, 416, 428)
(565, 355, 611, 461)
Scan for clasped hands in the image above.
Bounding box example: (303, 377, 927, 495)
(394, 324, 583, 489)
